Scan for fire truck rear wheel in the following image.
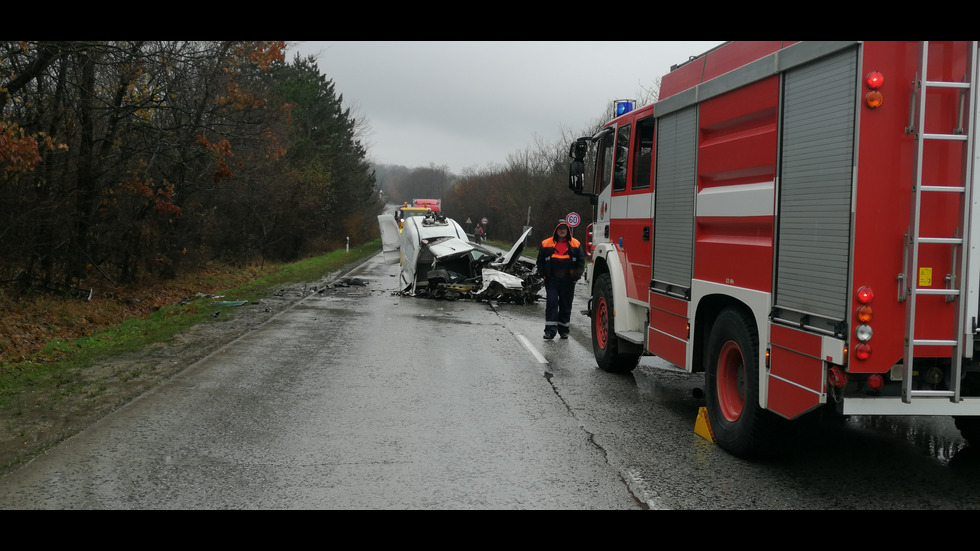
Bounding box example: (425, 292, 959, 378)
(592, 273, 639, 373)
(953, 375, 980, 444)
(953, 416, 980, 444)
(705, 307, 780, 459)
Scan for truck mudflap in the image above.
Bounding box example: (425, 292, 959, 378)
(766, 324, 845, 419)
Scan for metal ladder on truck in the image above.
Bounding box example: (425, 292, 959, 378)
(903, 41, 979, 404)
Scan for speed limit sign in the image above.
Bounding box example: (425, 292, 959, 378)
(566, 212, 581, 227)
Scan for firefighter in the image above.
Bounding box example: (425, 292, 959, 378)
(536, 220, 584, 339)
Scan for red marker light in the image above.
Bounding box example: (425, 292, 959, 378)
(857, 286, 875, 304)
(866, 71, 884, 89)
(855, 343, 872, 360)
(867, 373, 884, 390)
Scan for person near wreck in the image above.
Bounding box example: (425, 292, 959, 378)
(536, 220, 584, 339)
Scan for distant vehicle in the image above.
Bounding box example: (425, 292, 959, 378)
(412, 198, 442, 212)
(378, 211, 541, 302)
(394, 203, 432, 230)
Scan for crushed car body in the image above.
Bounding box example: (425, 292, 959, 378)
(377, 211, 542, 302)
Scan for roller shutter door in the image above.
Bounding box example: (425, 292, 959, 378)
(654, 106, 697, 291)
(775, 47, 858, 322)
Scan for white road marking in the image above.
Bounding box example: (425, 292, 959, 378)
(514, 332, 548, 364)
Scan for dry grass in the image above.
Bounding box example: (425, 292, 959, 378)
(0, 264, 268, 366)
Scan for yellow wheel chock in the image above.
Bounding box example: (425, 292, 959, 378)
(694, 406, 716, 442)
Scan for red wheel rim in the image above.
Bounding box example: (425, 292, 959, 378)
(595, 296, 609, 349)
(716, 340, 745, 422)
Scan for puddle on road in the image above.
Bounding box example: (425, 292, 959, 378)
(840, 415, 974, 466)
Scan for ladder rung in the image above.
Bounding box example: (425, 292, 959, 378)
(909, 389, 957, 398)
(911, 338, 958, 346)
(924, 80, 971, 89)
(922, 133, 968, 141)
(912, 288, 959, 296)
(920, 185, 966, 193)
(917, 236, 963, 244)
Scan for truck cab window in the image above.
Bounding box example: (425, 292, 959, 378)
(613, 124, 631, 192)
(596, 130, 615, 194)
(632, 117, 654, 190)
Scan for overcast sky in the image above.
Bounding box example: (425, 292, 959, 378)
(287, 41, 724, 174)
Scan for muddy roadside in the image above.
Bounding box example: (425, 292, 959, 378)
(0, 257, 376, 479)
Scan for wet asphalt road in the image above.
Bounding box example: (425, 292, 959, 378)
(3, 252, 980, 509)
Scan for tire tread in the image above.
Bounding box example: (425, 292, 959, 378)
(592, 273, 639, 374)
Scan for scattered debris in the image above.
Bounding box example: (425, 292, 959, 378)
(178, 293, 224, 306)
(211, 300, 247, 307)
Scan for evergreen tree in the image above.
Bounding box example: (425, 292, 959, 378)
(269, 54, 381, 250)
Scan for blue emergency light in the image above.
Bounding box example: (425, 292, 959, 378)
(615, 100, 635, 116)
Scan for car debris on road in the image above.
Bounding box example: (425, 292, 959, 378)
(377, 211, 542, 303)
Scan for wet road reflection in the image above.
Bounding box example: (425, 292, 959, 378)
(631, 357, 980, 468)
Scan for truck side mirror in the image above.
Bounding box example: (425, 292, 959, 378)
(570, 138, 588, 162)
(569, 160, 585, 193)
(568, 137, 590, 194)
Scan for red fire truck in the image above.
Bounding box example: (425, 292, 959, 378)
(568, 41, 979, 458)
(413, 198, 442, 212)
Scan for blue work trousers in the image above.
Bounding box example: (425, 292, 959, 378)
(544, 277, 576, 335)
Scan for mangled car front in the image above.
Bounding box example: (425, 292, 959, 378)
(377, 212, 542, 302)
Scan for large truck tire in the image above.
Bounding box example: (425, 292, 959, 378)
(954, 375, 980, 444)
(592, 273, 640, 374)
(705, 307, 783, 458)
(954, 416, 980, 444)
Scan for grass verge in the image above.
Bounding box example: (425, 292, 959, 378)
(1, 239, 380, 402)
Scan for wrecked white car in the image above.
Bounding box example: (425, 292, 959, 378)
(377, 212, 542, 302)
